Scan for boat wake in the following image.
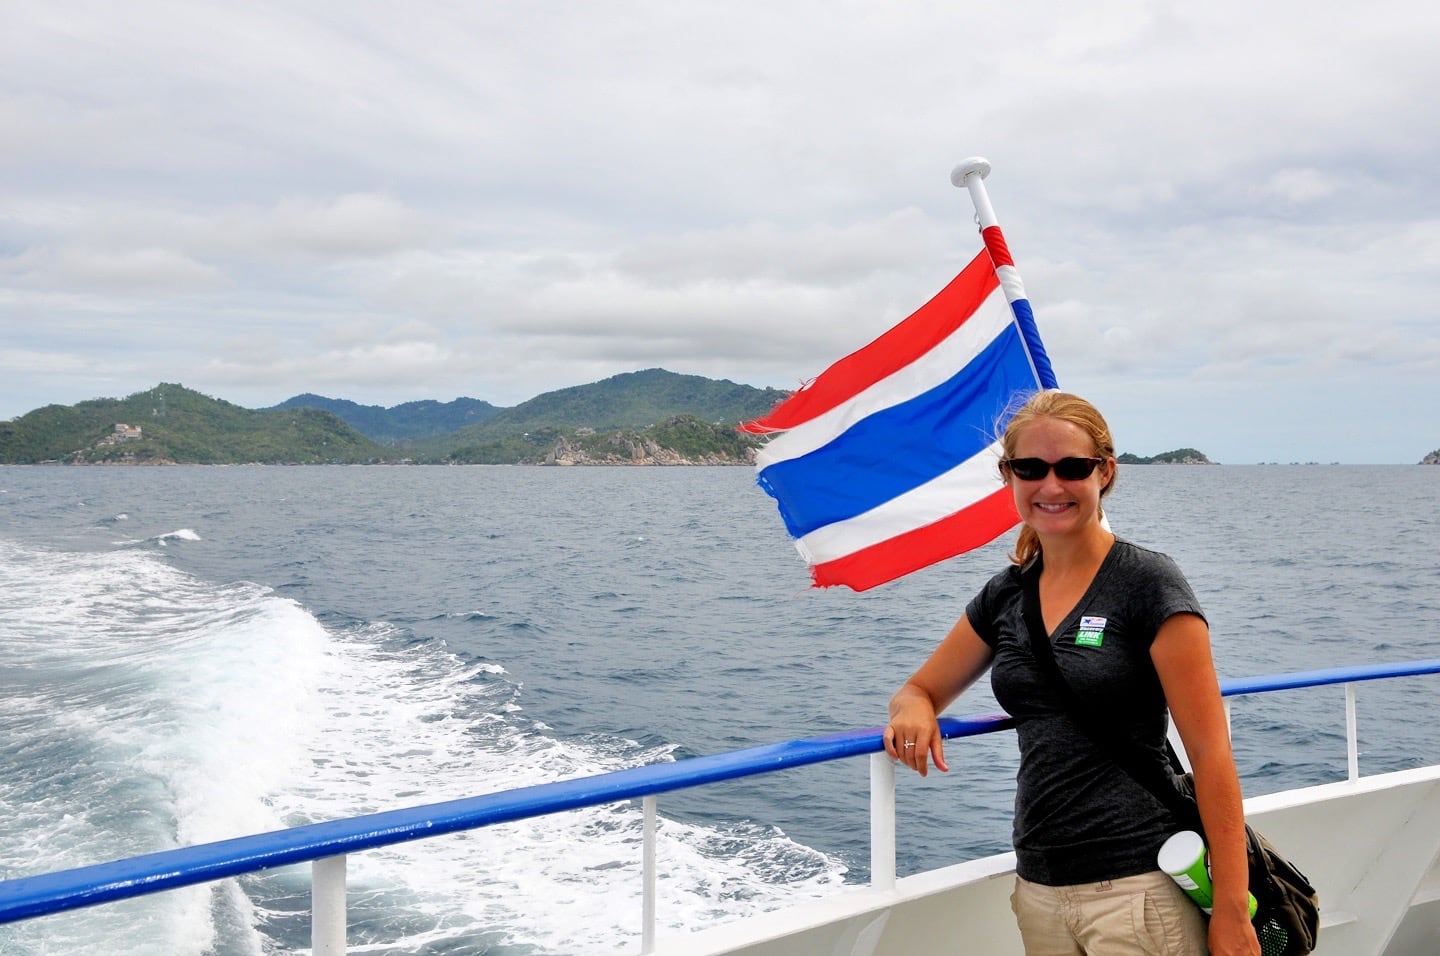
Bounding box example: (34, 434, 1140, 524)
(0, 538, 845, 955)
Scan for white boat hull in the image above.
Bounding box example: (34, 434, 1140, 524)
(658, 765, 1440, 956)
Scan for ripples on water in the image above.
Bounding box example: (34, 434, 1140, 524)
(0, 464, 1436, 954)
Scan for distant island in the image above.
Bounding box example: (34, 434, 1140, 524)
(0, 370, 786, 466)
(1116, 448, 1215, 465)
(1423, 449, 1440, 465)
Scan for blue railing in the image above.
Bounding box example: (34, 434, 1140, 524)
(0, 710, 1012, 928)
(2, 659, 1438, 945)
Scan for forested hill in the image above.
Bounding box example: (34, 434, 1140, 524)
(267, 394, 502, 444)
(1116, 448, 1215, 464)
(461, 368, 786, 436)
(405, 368, 788, 453)
(0, 370, 789, 465)
(0, 384, 382, 464)
(274, 368, 787, 448)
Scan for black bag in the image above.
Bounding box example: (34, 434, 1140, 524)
(1018, 562, 1320, 956)
(1172, 774, 1320, 955)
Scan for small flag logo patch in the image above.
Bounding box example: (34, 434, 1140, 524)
(1076, 616, 1107, 647)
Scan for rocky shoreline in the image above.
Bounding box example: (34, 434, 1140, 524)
(543, 434, 754, 466)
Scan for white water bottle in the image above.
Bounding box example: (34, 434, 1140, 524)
(1157, 830, 1258, 917)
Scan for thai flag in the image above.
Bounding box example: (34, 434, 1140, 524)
(742, 225, 1057, 591)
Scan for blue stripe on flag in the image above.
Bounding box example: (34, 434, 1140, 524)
(756, 322, 1037, 539)
(1008, 297, 1058, 390)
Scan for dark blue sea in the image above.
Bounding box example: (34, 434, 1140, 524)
(1, 464, 1437, 955)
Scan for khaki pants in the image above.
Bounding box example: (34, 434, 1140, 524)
(1011, 870, 1208, 955)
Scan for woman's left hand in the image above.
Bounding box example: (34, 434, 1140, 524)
(884, 695, 948, 776)
(1207, 907, 1261, 956)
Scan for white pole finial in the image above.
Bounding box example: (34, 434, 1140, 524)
(950, 158, 991, 188)
(951, 157, 999, 229)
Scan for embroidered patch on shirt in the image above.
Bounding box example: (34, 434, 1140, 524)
(1075, 616, 1107, 647)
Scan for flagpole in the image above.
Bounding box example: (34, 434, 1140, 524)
(952, 158, 1000, 229)
(951, 158, 1059, 390)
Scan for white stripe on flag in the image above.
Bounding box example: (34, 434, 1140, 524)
(996, 264, 1027, 304)
(793, 439, 1007, 564)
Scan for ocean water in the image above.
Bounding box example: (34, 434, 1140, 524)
(0, 464, 1437, 954)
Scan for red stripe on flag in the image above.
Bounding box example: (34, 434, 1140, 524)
(739, 251, 999, 434)
(981, 225, 1014, 269)
(808, 487, 1019, 590)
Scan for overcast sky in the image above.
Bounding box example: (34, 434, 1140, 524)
(3, 1, 1437, 463)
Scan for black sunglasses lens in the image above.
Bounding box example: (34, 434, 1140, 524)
(1007, 458, 1048, 480)
(1053, 457, 1099, 480)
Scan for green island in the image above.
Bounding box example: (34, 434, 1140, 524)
(1116, 448, 1215, 465)
(0, 370, 785, 466)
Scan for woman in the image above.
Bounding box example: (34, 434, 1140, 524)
(884, 391, 1259, 956)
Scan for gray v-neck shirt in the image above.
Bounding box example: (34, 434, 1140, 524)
(967, 539, 1206, 885)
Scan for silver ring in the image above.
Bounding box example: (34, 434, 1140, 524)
(904, 742, 915, 749)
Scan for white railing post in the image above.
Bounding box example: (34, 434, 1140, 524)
(641, 795, 657, 954)
(870, 753, 896, 891)
(1345, 682, 1359, 781)
(312, 854, 347, 956)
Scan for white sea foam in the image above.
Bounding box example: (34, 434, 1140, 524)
(108, 528, 202, 548)
(0, 540, 324, 955)
(249, 620, 844, 952)
(0, 537, 847, 955)
(153, 528, 202, 544)
(313, 643, 845, 951)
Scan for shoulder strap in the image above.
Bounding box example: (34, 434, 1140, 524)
(1019, 561, 1200, 829)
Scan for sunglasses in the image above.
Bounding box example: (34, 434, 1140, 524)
(1000, 457, 1104, 482)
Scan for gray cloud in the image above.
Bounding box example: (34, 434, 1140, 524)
(1, 0, 1437, 461)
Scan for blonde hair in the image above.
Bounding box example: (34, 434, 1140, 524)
(1001, 391, 1117, 566)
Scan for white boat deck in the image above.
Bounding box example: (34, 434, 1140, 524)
(659, 766, 1440, 956)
